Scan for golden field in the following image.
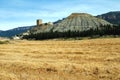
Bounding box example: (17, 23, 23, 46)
(0, 38, 120, 80)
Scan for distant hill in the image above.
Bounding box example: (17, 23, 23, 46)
(0, 30, 3, 32)
(0, 26, 34, 37)
(96, 11, 120, 25)
(23, 13, 115, 40)
(30, 13, 111, 33)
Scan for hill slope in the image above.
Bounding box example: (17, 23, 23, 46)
(31, 13, 111, 34)
(96, 11, 120, 25)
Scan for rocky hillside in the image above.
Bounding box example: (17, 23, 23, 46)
(96, 11, 120, 25)
(30, 13, 111, 34)
(21, 13, 116, 40)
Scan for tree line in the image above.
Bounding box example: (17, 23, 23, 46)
(23, 25, 120, 40)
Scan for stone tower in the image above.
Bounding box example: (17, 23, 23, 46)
(37, 19, 42, 26)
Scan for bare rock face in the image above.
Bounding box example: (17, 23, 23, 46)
(31, 13, 111, 33)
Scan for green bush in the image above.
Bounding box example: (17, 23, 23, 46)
(0, 41, 9, 44)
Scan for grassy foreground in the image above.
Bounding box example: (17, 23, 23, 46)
(0, 38, 120, 80)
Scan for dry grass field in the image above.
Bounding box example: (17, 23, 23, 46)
(0, 38, 120, 80)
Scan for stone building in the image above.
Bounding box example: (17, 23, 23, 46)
(37, 19, 42, 26)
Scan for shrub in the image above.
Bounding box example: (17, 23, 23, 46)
(0, 40, 9, 44)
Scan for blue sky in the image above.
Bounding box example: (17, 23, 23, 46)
(0, 0, 120, 30)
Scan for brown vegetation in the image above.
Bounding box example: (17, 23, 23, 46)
(0, 38, 120, 80)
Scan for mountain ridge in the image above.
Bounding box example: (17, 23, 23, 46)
(0, 26, 34, 37)
(96, 11, 120, 25)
